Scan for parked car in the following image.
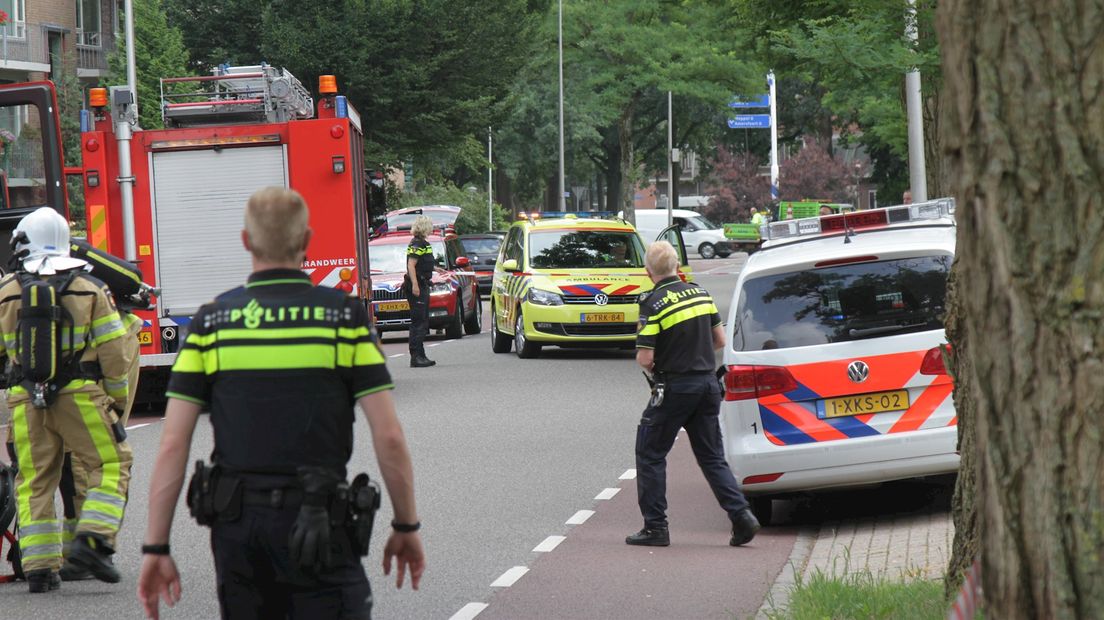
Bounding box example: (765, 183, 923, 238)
(632, 208, 733, 259)
(719, 200, 958, 525)
(374, 205, 461, 236)
(458, 233, 504, 294)
(369, 231, 481, 338)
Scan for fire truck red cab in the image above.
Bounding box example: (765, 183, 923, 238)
(79, 65, 373, 402)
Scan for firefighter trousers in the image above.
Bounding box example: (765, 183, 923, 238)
(10, 386, 133, 572)
(60, 336, 140, 551)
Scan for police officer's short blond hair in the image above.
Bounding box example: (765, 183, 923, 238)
(411, 214, 433, 238)
(646, 241, 679, 277)
(245, 187, 310, 263)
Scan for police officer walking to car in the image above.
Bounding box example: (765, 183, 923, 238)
(137, 188, 425, 619)
(405, 214, 436, 368)
(0, 207, 135, 592)
(626, 240, 760, 548)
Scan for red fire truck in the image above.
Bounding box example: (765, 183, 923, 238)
(77, 65, 375, 401)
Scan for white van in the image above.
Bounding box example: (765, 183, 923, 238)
(630, 208, 733, 259)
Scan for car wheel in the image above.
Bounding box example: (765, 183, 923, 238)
(514, 310, 541, 359)
(698, 242, 716, 259)
(491, 302, 512, 353)
(464, 292, 483, 335)
(716, 250, 731, 258)
(749, 497, 773, 527)
(445, 297, 464, 339)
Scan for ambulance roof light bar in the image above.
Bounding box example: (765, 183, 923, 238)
(761, 198, 956, 243)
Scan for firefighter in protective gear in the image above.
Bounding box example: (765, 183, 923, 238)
(0, 207, 134, 593)
(57, 247, 145, 580)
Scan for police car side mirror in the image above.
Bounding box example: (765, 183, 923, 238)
(501, 259, 519, 272)
(455, 256, 471, 269)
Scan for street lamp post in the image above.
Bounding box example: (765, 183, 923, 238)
(557, 0, 567, 212)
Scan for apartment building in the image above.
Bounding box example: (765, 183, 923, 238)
(0, 0, 117, 83)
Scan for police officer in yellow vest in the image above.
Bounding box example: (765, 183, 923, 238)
(627, 241, 759, 548)
(0, 207, 133, 592)
(138, 188, 424, 619)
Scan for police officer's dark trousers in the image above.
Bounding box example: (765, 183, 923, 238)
(211, 497, 372, 620)
(636, 374, 749, 529)
(406, 282, 430, 357)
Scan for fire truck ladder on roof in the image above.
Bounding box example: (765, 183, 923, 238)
(160, 63, 315, 128)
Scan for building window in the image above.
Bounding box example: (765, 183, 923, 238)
(0, 0, 26, 39)
(76, 0, 102, 47)
(868, 189, 878, 210)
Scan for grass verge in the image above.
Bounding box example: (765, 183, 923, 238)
(769, 569, 947, 620)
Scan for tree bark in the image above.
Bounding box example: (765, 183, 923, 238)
(937, 1, 1104, 617)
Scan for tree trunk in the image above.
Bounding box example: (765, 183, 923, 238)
(937, 2, 1104, 617)
(923, 84, 950, 199)
(943, 262, 980, 600)
(617, 96, 639, 226)
(604, 147, 620, 213)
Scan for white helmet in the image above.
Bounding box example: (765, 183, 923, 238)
(11, 207, 87, 275)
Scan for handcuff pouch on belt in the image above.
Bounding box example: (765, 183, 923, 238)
(186, 461, 242, 526)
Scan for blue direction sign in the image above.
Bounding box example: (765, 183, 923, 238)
(727, 114, 771, 129)
(729, 94, 770, 108)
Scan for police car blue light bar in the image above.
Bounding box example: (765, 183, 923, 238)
(761, 198, 956, 242)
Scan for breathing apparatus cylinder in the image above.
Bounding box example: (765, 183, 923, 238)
(68, 239, 144, 299)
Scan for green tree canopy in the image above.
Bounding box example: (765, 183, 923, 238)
(260, 0, 544, 173)
(107, 0, 193, 130)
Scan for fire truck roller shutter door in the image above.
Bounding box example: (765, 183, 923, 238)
(150, 146, 287, 317)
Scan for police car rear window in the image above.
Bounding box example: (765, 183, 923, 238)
(734, 255, 951, 351)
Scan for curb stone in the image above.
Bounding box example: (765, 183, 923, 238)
(754, 526, 818, 619)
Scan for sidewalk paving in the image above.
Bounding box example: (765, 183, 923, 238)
(756, 479, 955, 618)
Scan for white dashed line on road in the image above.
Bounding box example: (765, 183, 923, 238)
(566, 510, 595, 525)
(595, 487, 621, 500)
(490, 566, 529, 587)
(125, 423, 151, 430)
(448, 603, 488, 620)
(619, 469, 637, 480)
(388, 354, 404, 358)
(533, 535, 566, 552)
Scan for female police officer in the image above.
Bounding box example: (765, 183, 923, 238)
(137, 188, 424, 619)
(405, 215, 436, 368)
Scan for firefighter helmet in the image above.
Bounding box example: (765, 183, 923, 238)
(10, 207, 87, 275)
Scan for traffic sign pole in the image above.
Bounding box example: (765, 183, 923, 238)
(769, 71, 779, 204)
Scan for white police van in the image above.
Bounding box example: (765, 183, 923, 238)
(719, 199, 958, 524)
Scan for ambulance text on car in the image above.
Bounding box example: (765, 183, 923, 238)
(719, 199, 957, 525)
(490, 214, 687, 358)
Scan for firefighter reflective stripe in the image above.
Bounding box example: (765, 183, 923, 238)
(88, 203, 110, 251)
(1, 327, 91, 356)
(103, 373, 129, 401)
(61, 518, 79, 554)
(90, 314, 127, 346)
(74, 392, 127, 533)
(17, 520, 62, 563)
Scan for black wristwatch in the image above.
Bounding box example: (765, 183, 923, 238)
(141, 543, 171, 555)
(391, 520, 421, 533)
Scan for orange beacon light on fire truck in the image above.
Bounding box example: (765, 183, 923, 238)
(89, 87, 109, 108)
(319, 75, 338, 95)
